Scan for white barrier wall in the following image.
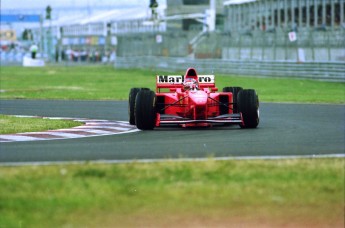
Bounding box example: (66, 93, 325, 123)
(22, 56, 45, 67)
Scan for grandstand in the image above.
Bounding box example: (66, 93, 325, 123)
(115, 0, 344, 80)
(35, 6, 165, 62)
(2, 0, 344, 80)
(10, 0, 344, 62)
(0, 29, 17, 43)
(221, 0, 345, 61)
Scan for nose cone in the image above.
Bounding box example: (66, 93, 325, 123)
(189, 90, 208, 105)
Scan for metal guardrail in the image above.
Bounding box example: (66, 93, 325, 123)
(115, 56, 345, 81)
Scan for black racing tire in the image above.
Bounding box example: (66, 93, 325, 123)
(223, 87, 243, 113)
(135, 89, 157, 130)
(237, 89, 259, 128)
(128, 88, 141, 125)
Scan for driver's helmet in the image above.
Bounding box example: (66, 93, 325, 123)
(183, 78, 198, 91)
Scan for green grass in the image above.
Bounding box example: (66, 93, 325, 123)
(0, 66, 344, 227)
(0, 158, 343, 227)
(0, 115, 82, 134)
(1, 65, 344, 103)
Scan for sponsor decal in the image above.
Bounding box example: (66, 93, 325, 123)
(158, 75, 184, 83)
(157, 75, 214, 84)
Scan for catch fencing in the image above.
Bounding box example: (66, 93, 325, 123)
(115, 56, 345, 81)
(114, 28, 344, 81)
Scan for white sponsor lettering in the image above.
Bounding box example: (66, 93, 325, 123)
(157, 75, 215, 84)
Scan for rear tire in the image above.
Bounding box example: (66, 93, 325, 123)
(237, 89, 259, 128)
(128, 88, 141, 125)
(223, 87, 243, 113)
(135, 90, 157, 130)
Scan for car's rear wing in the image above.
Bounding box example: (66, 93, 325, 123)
(156, 75, 215, 92)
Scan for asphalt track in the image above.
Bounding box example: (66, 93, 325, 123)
(0, 99, 344, 164)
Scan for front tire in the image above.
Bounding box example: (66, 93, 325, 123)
(128, 88, 141, 125)
(223, 87, 243, 113)
(135, 89, 156, 130)
(237, 89, 259, 128)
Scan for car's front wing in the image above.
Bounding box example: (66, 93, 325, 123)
(156, 113, 244, 126)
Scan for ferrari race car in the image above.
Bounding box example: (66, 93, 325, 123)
(128, 68, 259, 130)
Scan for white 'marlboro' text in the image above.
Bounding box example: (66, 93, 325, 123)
(157, 75, 214, 84)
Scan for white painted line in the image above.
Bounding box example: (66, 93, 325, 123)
(112, 127, 132, 131)
(0, 135, 40, 141)
(81, 129, 118, 134)
(112, 129, 140, 135)
(92, 154, 345, 164)
(92, 126, 131, 131)
(0, 154, 343, 167)
(79, 125, 131, 130)
(82, 120, 109, 122)
(45, 132, 85, 138)
(114, 122, 133, 126)
(44, 117, 71, 120)
(73, 125, 97, 129)
(14, 115, 37, 118)
(55, 128, 94, 132)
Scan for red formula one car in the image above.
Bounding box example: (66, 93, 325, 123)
(129, 68, 259, 130)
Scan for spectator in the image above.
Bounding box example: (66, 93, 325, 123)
(30, 43, 38, 59)
(109, 49, 117, 63)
